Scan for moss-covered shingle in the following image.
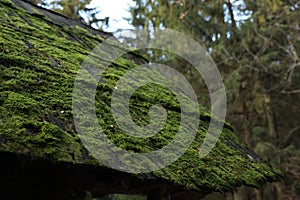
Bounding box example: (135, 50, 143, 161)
(0, 0, 282, 198)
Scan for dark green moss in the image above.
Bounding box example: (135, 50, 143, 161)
(0, 0, 15, 7)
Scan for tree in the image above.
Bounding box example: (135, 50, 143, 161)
(236, 1, 300, 198)
(129, 0, 300, 199)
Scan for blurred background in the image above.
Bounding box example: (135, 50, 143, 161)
(30, 0, 300, 199)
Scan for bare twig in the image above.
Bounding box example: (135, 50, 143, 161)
(281, 89, 300, 94)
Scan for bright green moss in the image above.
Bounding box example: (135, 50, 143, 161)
(4, 92, 40, 114)
(75, 25, 91, 35)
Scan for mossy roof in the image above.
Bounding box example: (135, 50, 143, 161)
(0, 0, 282, 197)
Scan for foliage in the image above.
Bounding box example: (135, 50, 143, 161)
(129, 0, 300, 199)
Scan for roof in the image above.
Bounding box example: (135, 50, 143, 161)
(0, 0, 282, 199)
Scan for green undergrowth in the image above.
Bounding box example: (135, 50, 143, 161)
(0, 0, 282, 193)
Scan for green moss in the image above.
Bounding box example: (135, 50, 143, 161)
(75, 25, 91, 35)
(0, 0, 282, 193)
(29, 7, 43, 16)
(3, 92, 40, 114)
(0, 0, 14, 7)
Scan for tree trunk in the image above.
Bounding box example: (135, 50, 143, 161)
(263, 92, 278, 143)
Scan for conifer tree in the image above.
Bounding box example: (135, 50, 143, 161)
(129, 0, 300, 199)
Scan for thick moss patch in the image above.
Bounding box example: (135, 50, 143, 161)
(0, 0, 282, 194)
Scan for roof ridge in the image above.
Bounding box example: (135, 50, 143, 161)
(11, 0, 112, 37)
